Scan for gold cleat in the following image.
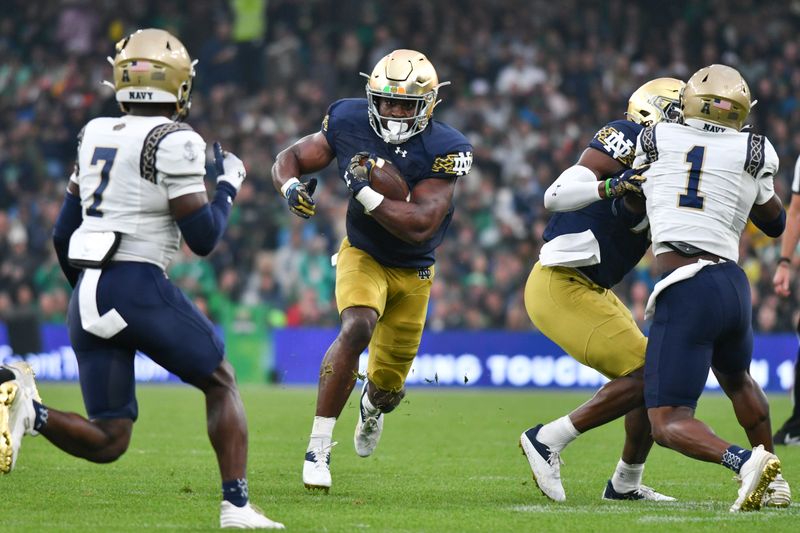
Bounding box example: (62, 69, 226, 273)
(739, 459, 781, 512)
(0, 381, 20, 474)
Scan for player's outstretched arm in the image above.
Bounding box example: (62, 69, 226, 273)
(272, 132, 335, 219)
(172, 142, 245, 256)
(773, 193, 800, 296)
(365, 177, 456, 246)
(52, 177, 83, 287)
(543, 148, 626, 212)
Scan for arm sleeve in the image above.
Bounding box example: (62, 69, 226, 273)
(156, 130, 208, 199)
(176, 182, 237, 256)
(52, 191, 83, 287)
(543, 164, 601, 212)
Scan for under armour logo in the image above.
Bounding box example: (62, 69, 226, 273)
(418, 267, 431, 280)
(395, 146, 408, 158)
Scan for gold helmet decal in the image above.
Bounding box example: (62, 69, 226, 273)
(626, 78, 685, 126)
(360, 49, 450, 144)
(105, 29, 196, 119)
(682, 64, 752, 131)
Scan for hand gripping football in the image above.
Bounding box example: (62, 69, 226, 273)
(360, 156, 410, 201)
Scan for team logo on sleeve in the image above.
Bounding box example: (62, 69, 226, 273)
(431, 151, 473, 176)
(183, 140, 197, 162)
(595, 126, 635, 166)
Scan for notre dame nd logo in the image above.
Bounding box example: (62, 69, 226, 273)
(431, 151, 473, 176)
(417, 267, 431, 280)
(595, 126, 635, 166)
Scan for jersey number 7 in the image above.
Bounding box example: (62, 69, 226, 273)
(87, 147, 118, 217)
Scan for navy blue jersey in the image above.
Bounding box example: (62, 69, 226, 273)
(543, 120, 649, 288)
(322, 99, 473, 267)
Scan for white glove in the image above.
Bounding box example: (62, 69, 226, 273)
(213, 141, 246, 193)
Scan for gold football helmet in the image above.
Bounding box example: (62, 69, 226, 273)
(360, 49, 449, 144)
(682, 64, 752, 131)
(626, 78, 685, 126)
(105, 29, 196, 119)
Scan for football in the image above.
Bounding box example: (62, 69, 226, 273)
(362, 156, 410, 201)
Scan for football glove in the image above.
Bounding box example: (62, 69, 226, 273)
(213, 142, 246, 193)
(344, 151, 376, 195)
(604, 165, 649, 198)
(285, 177, 318, 219)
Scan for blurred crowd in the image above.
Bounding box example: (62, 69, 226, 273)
(1, 0, 799, 336)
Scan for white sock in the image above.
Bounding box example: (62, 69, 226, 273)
(307, 416, 336, 452)
(611, 459, 644, 493)
(361, 390, 380, 416)
(537, 415, 581, 452)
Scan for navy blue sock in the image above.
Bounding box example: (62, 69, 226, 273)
(32, 400, 48, 432)
(222, 478, 249, 507)
(721, 445, 751, 474)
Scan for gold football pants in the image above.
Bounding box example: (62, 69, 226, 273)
(335, 238, 433, 392)
(524, 261, 645, 378)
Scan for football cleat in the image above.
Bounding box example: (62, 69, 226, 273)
(772, 420, 800, 446)
(0, 374, 36, 474)
(519, 424, 566, 502)
(220, 501, 285, 529)
(354, 382, 383, 457)
(762, 473, 791, 508)
(303, 442, 336, 492)
(730, 445, 781, 512)
(602, 480, 676, 501)
(3, 362, 42, 436)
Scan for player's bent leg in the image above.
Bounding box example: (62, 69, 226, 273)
(194, 360, 248, 482)
(42, 414, 133, 463)
(305, 307, 378, 491)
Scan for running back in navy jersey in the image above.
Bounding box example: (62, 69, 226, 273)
(543, 119, 648, 288)
(322, 99, 473, 267)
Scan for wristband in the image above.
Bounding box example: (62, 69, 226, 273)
(281, 177, 300, 198)
(355, 186, 385, 213)
(604, 179, 612, 199)
(777, 256, 792, 266)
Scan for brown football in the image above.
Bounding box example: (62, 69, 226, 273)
(362, 156, 410, 201)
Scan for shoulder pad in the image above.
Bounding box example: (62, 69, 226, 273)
(140, 122, 197, 183)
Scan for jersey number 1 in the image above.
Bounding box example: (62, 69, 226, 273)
(679, 145, 705, 209)
(87, 147, 118, 217)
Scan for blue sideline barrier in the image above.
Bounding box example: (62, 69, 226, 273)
(0, 324, 796, 391)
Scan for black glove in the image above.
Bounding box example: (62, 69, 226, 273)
(343, 151, 375, 196)
(604, 165, 649, 198)
(285, 178, 318, 218)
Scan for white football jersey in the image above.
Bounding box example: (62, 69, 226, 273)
(72, 115, 207, 269)
(635, 122, 778, 261)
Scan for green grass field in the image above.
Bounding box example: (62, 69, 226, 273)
(3, 384, 799, 532)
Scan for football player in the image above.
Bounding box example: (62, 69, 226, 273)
(0, 29, 283, 529)
(271, 49, 473, 492)
(771, 152, 800, 447)
(519, 78, 682, 503)
(636, 64, 787, 512)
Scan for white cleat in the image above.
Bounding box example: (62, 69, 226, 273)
(763, 473, 791, 508)
(730, 445, 781, 512)
(303, 442, 336, 492)
(354, 382, 383, 457)
(220, 501, 285, 529)
(519, 424, 566, 502)
(3, 361, 41, 436)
